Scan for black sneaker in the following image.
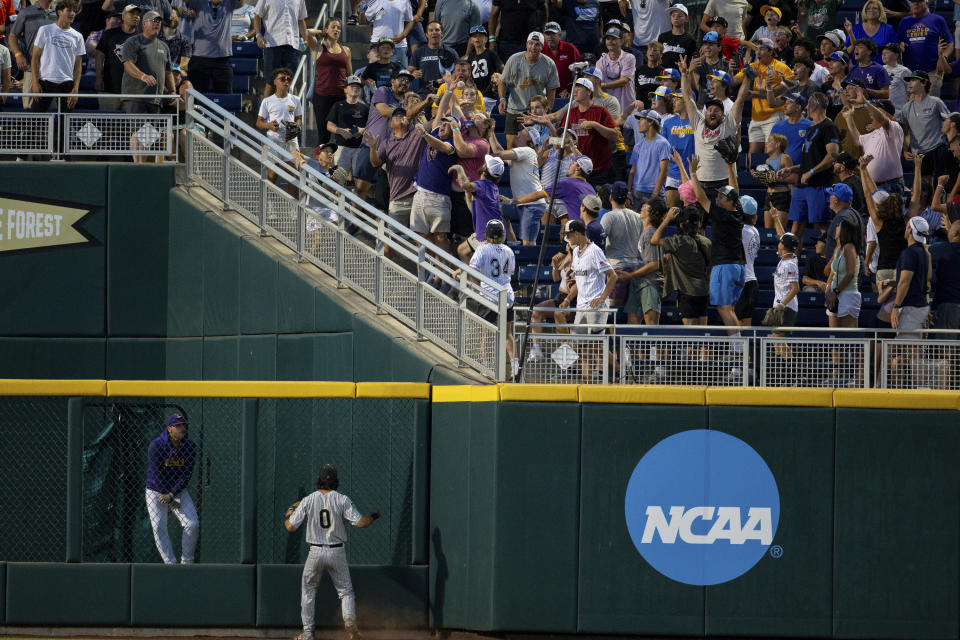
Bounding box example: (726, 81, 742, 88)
(345, 622, 362, 640)
(347, 13, 358, 24)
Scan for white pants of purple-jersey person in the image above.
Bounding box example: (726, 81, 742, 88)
(145, 487, 199, 563)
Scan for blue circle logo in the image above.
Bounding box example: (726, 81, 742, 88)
(624, 429, 780, 586)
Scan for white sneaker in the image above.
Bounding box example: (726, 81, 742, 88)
(511, 358, 520, 378)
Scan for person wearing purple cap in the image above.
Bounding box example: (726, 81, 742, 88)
(897, 0, 953, 73)
(145, 412, 199, 564)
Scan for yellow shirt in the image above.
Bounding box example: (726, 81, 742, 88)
(435, 83, 486, 113)
(735, 59, 794, 122)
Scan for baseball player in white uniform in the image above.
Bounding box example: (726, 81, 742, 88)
(285, 465, 379, 640)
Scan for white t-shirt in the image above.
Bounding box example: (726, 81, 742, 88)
(631, 0, 671, 47)
(688, 102, 739, 182)
(258, 93, 302, 142)
(254, 0, 308, 48)
(0, 45, 11, 72)
(571, 242, 612, 309)
(742, 224, 759, 282)
(774, 255, 799, 311)
(289, 490, 362, 545)
(865, 218, 879, 274)
(507, 145, 544, 205)
(470, 242, 516, 307)
(704, 0, 749, 40)
(365, 0, 413, 47)
(811, 65, 829, 85)
(34, 23, 85, 84)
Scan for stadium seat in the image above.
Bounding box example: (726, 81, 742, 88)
(518, 264, 553, 284)
(802, 228, 821, 246)
(755, 247, 780, 266)
(759, 227, 779, 245)
(205, 93, 242, 111)
(232, 58, 258, 76)
(797, 291, 824, 308)
(232, 40, 263, 57)
(492, 113, 506, 132)
(755, 264, 776, 284)
(233, 75, 251, 93)
(796, 307, 828, 327)
(79, 71, 96, 92)
(553, 97, 569, 112)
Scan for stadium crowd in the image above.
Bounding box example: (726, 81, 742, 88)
(2, 0, 960, 378)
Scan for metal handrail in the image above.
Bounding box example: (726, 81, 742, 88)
(184, 88, 509, 380)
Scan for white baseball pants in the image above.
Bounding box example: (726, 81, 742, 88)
(145, 488, 199, 564)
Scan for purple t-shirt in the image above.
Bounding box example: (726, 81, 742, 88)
(898, 13, 953, 72)
(365, 85, 402, 142)
(848, 62, 890, 91)
(415, 129, 457, 195)
(547, 177, 596, 221)
(471, 180, 503, 240)
(378, 129, 426, 201)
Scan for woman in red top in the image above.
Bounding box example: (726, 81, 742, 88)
(310, 18, 352, 144)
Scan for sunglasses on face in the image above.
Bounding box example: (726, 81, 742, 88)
(277, 75, 292, 82)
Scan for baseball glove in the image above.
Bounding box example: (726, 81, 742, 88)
(715, 136, 740, 166)
(330, 165, 350, 186)
(284, 500, 301, 518)
(284, 123, 302, 142)
(762, 306, 785, 327)
(369, 508, 380, 520)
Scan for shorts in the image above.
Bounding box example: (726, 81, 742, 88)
(573, 307, 610, 334)
(552, 290, 575, 307)
(895, 305, 929, 335)
(779, 306, 798, 327)
(474, 302, 516, 323)
(826, 290, 862, 319)
(735, 279, 758, 319)
(518, 202, 545, 243)
(665, 176, 680, 189)
(624, 278, 661, 316)
(122, 101, 161, 114)
(409, 187, 452, 233)
(263, 45, 302, 82)
(388, 194, 414, 228)
(354, 144, 378, 182)
(766, 190, 790, 212)
(933, 302, 960, 331)
(505, 111, 521, 135)
(788, 185, 829, 224)
(337, 146, 364, 176)
(748, 112, 785, 143)
(610, 268, 632, 301)
(677, 292, 709, 319)
(709, 263, 746, 307)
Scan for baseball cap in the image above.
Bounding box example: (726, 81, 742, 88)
(832, 151, 857, 169)
(166, 413, 187, 427)
(648, 85, 672, 99)
(706, 16, 728, 27)
(717, 184, 739, 201)
(524, 127, 541, 147)
(378, 37, 395, 47)
(756, 37, 776, 50)
(610, 181, 629, 201)
(909, 216, 930, 242)
(947, 112, 960, 126)
(906, 70, 930, 82)
(815, 232, 827, 243)
(315, 142, 338, 155)
(484, 154, 505, 178)
(739, 195, 758, 216)
(704, 98, 725, 111)
(469, 24, 487, 34)
(485, 218, 505, 239)
(702, 31, 720, 43)
(604, 27, 623, 39)
(783, 92, 807, 108)
(582, 194, 602, 213)
(575, 77, 594, 93)
(563, 218, 586, 235)
(779, 232, 799, 251)
(636, 109, 660, 123)
(841, 77, 865, 90)
(708, 69, 732, 85)
(391, 106, 407, 118)
(122, 3, 141, 12)
(669, 3, 689, 15)
(143, 9, 161, 21)
(345, 75, 362, 86)
(171, 61, 182, 73)
(393, 68, 415, 80)
(826, 182, 854, 202)
(527, 31, 544, 43)
(829, 50, 851, 66)
(760, 4, 781, 18)
(658, 68, 681, 81)
(817, 31, 844, 48)
(586, 66, 603, 80)
(543, 21, 561, 33)
(620, 21, 633, 32)
(872, 189, 891, 204)
(575, 155, 593, 174)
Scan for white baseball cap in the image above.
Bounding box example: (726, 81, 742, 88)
(574, 77, 594, 93)
(527, 31, 544, 43)
(908, 216, 930, 243)
(484, 154, 505, 178)
(575, 155, 593, 174)
(669, 3, 689, 15)
(524, 127, 542, 146)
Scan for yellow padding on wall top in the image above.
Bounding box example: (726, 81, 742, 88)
(707, 387, 835, 407)
(579, 385, 706, 405)
(0, 379, 107, 396)
(432, 384, 500, 402)
(834, 389, 960, 411)
(356, 382, 430, 399)
(107, 380, 357, 398)
(498, 383, 580, 402)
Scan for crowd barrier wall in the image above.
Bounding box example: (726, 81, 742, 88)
(430, 386, 960, 640)
(0, 164, 472, 384)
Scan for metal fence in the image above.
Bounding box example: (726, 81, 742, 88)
(514, 322, 960, 388)
(0, 92, 179, 161)
(183, 89, 510, 381)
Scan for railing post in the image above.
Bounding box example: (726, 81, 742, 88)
(416, 246, 427, 340)
(258, 162, 268, 233)
(335, 193, 345, 286)
(297, 166, 306, 260)
(184, 93, 194, 179)
(497, 288, 508, 382)
(221, 119, 232, 207)
(375, 218, 385, 312)
(879, 339, 888, 388)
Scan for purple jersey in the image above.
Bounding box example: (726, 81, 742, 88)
(847, 62, 890, 91)
(547, 177, 596, 220)
(145, 430, 197, 495)
(471, 180, 503, 240)
(415, 128, 457, 195)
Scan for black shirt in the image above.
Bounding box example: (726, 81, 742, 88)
(361, 61, 402, 88)
(327, 100, 370, 147)
(877, 217, 906, 270)
(708, 203, 745, 265)
(799, 119, 841, 188)
(409, 44, 459, 93)
(804, 249, 829, 282)
(468, 49, 503, 95)
(492, 0, 541, 43)
(97, 27, 135, 93)
(658, 31, 697, 70)
(635, 64, 663, 106)
(896, 242, 929, 307)
(841, 175, 867, 216)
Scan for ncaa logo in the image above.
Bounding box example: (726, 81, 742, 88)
(624, 430, 780, 586)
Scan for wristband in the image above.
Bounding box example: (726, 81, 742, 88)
(15, 51, 24, 58)
(452, 126, 460, 131)
(140, 73, 148, 82)
(489, 36, 495, 41)
(809, 169, 815, 176)
(893, 303, 903, 309)
(498, 97, 505, 102)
